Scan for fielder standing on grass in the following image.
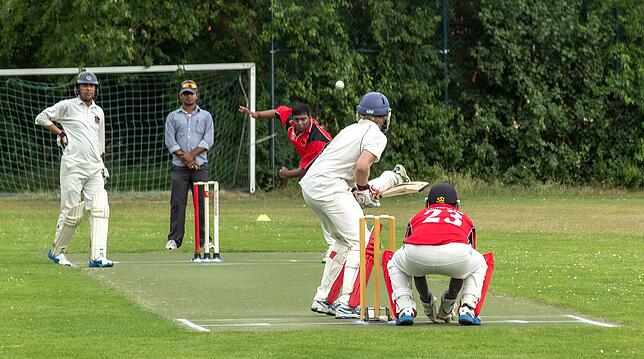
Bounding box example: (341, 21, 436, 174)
(164, 80, 214, 251)
(35, 71, 113, 267)
(386, 183, 488, 326)
(300, 91, 395, 318)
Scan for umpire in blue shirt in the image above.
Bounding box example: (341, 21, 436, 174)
(164, 80, 214, 250)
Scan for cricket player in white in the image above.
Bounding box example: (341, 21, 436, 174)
(300, 91, 392, 318)
(35, 71, 113, 268)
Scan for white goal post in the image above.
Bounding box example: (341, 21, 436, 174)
(0, 63, 257, 193)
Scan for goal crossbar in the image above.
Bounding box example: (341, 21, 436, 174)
(0, 63, 257, 193)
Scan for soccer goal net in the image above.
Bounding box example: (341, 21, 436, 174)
(0, 64, 257, 193)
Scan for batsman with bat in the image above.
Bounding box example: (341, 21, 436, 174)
(385, 183, 493, 326)
(240, 102, 410, 263)
(300, 91, 405, 318)
(35, 71, 113, 267)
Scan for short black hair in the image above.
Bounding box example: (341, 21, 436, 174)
(292, 103, 311, 117)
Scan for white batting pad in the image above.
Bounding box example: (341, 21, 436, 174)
(90, 189, 110, 260)
(368, 170, 401, 192)
(314, 243, 350, 302)
(386, 260, 415, 310)
(338, 248, 362, 303)
(460, 258, 488, 309)
(51, 201, 85, 256)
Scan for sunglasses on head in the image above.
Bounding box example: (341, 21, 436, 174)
(182, 82, 197, 89)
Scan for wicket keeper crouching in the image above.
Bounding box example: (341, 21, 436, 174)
(387, 183, 488, 326)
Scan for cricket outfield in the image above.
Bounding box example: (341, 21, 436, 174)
(0, 186, 641, 357)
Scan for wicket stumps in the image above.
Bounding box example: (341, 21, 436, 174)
(359, 214, 396, 322)
(192, 181, 222, 263)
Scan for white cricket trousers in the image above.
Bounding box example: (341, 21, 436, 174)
(302, 189, 368, 304)
(317, 170, 401, 247)
(55, 159, 104, 239)
(389, 243, 487, 310)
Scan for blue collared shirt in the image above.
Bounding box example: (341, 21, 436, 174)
(165, 105, 214, 167)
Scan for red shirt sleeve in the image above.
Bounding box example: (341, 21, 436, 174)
(275, 106, 292, 127)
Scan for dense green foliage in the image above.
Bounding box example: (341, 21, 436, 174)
(1, 0, 641, 188)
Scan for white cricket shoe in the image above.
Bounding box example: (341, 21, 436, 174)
(311, 300, 335, 316)
(47, 250, 73, 266)
(436, 291, 458, 323)
(392, 164, 411, 182)
(89, 256, 114, 268)
(334, 303, 360, 319)
(165, 239, 177, 250)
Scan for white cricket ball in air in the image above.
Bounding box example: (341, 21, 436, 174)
(335, 80, 345, 90)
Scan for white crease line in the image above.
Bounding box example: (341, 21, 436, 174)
(112, 260, 320, 266)
(203, 323, 272, 327)
(566, 315, 621, 328)
(191, 318, 618, 328)
(486, 320, 578, 324)
(191, 315, 566, 322)
(177, 318, 210, 332)
(202, 321, 371, 327)
(482, 315, 569, 318)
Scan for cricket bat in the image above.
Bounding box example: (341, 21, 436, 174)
(381, 181, 429, 198)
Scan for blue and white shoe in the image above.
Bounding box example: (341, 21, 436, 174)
(458, 305, 481, 326)
(311, 300, 335, 316)
(88, 256, 114, 268)
(334, 303, 360, 319)
(392, 164, 411, 183)
(47, 250, 73, 266)
(396, 307, 416, 326)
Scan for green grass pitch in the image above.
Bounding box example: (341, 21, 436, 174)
(0, 186, 641, 357)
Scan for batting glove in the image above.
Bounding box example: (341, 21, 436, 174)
(57, 131, 68, 149)
(352, 184, 381, 208)
(101, 167, 110, 185)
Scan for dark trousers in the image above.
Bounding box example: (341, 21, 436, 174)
(168, 164, 209, 247)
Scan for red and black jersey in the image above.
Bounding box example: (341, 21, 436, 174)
(275, 106, 333, 169)
(404, 204, 477, 249)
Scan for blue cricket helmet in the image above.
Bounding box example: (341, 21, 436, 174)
(356, 91, 391, 116)
(356, 91, 392, 132)
(76, 71, 99, 85)
(74, 71, 100, 97)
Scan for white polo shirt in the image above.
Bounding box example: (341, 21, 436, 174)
(35, 97, 105, 172)
(300, 119, 387, 200)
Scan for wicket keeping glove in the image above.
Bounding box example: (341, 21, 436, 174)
(352, 184, 381, 208)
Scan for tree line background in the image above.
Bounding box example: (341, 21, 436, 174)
(1, 0, 641, 189)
